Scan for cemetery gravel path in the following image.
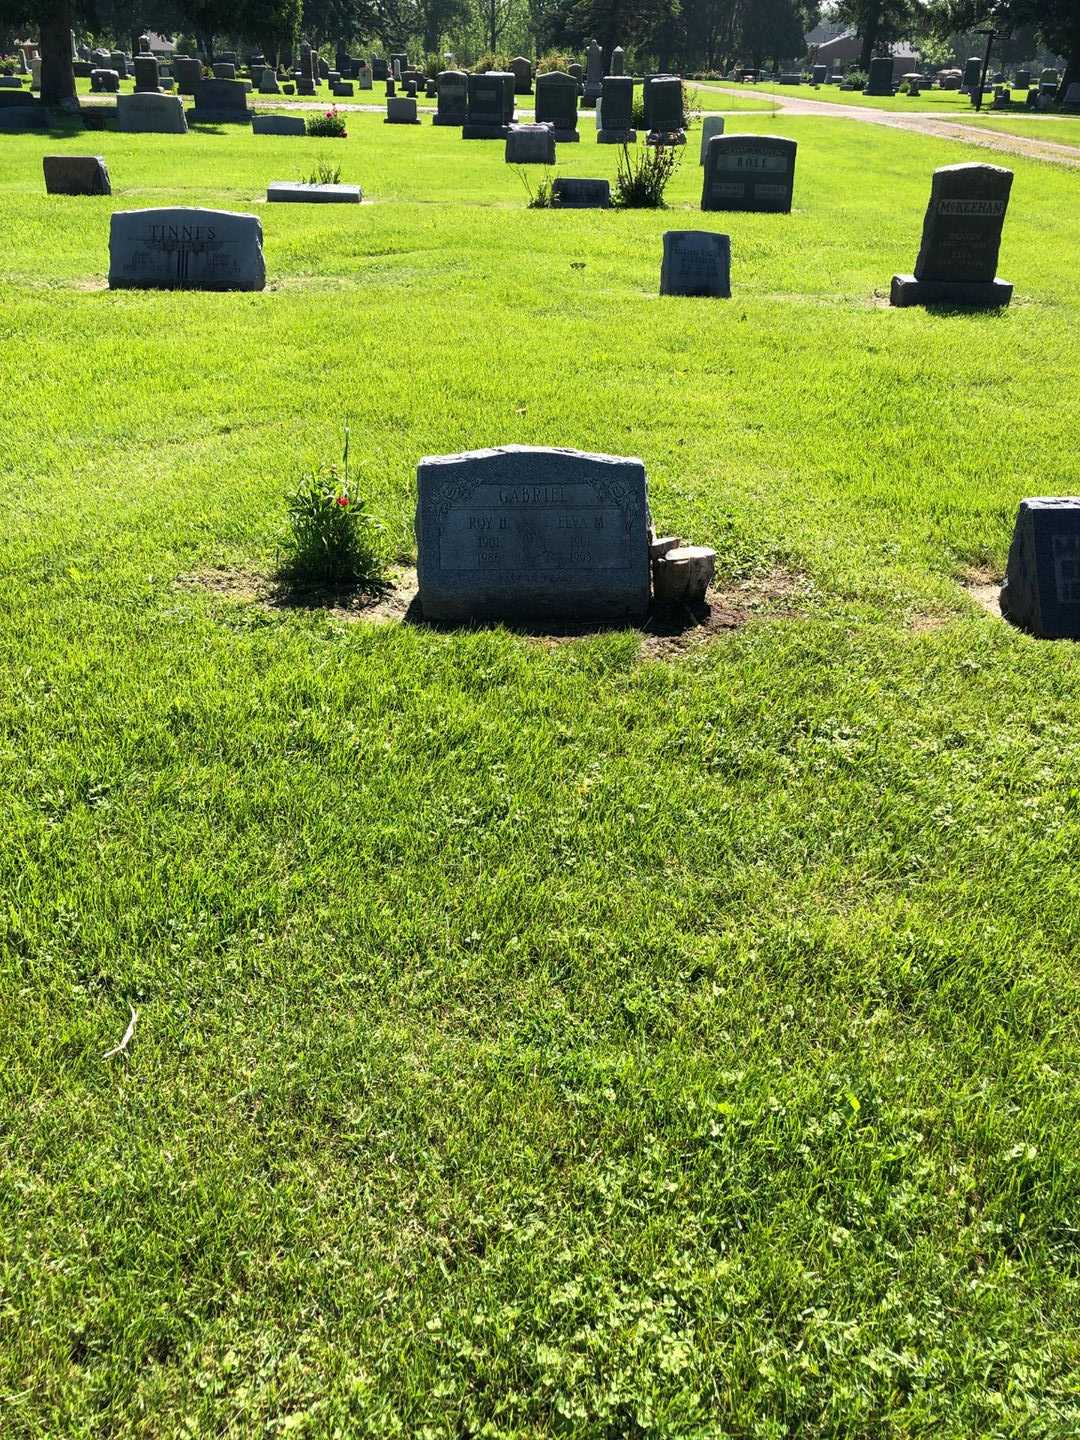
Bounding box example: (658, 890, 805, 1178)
(699, 85, 1080, 170)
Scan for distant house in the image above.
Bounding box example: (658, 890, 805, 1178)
(808, 29, 919, 78)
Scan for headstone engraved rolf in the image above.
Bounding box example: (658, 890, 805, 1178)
(109, 207, 265, 291)
(701, 134, 796, 212)
(890, 162, 1013, 308)
(416, 446, 651, 622)
(1001, 498, 1080, 638)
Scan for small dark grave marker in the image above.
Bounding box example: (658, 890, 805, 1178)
(1001, 499, 1080, 638)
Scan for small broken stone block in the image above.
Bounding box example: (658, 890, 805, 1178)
(653, 545, 717, 604)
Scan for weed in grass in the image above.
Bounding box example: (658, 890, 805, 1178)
(614, 141, 681, 207)
(516, 165, 554, 208)
(306, 159, 343, 186)
(280, 424, 386, 590)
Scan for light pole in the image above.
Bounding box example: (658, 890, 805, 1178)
(973, 27, 995, 113)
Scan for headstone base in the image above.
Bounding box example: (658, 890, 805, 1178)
(550, 126, 580, 142)
(267, 182, 362, 203)
(890, 273, 1012, 309)
(432, 114, 464, 126)
(598, 128, 636, 144)
(646, 129, 686, 145)
(462, 123, 509, 138)
(187, 107, 255, 123)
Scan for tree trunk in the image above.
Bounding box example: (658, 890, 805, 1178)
(858, 1, 880, 73)
(39, 0, 78, 110)
(1058, 26, 1080, 102)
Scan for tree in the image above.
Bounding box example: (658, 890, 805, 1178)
(0, 0, 80, 107)
(834, 0, 922, 70)
(739, 0, 813, 69)
(929, 0, 1078, 96)
(242, 0, 302, 63)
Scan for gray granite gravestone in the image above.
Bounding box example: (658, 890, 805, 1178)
(212, 61, 236, 79)
(252, 113, 306, 135)
(189, 79, 253, 123)
(332, 80, 354, 96)
(173, 57, 202, 93)
(260, 68, 281, 94)
(90, 69, 120, 93)
(611, 46, 625, 76)
(510, 56, 532, 93)
(506, 123, 555, 163)
(463, 70, 514, 138)
(43, 154, 111, 195)
(109, 208, 265, 291)
(415, 446, 651, 622)
(117, 92, 189, 133)
(372, 57, 388, 81)
(864, 56, 893, 95)
(386, 95, 420, 122)
(552, 177, 611, 207)
(890, 162, 1013, 308)
(1001, 499, 1080, 638)
(699, 113, 725, 162)
(358, 64, 372, 89)
(534, 70, 579, 140)
(660, 230, 731, 297)
(109, 51, 128, 78)
(812, 64, 827, 84)
(644, 75, 685, 142)
(133, 55, 159, 91)
(434, 69, 468, 124)
(701, 134, 796, 212)
(268, 181, 361, 203)
(583, 39, 604, 105)
(598, 75, 634, 142)
(962, 56, 982, 91)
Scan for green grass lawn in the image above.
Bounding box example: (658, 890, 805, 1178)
(67, 75, 776, 114)
(941, 114, 1080, 146)
(726, 81, 993, 112)
(2, 112, 1080, 1439)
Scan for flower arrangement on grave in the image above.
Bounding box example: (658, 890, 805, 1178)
(281, 424, 386, 589)
(306, 106, 347, 137)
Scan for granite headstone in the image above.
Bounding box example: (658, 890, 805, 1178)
(415, 445, 651, 622)
(109, 207, 265, 290)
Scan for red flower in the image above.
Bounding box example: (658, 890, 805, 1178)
(336, 495, 350, 507)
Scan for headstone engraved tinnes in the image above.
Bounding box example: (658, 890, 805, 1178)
(1001, 499, 1080, 638)
(890, 163, 1013, 309)
(701, 134, 796, 212)
(109, 208, 265, 291)
(415, 446, 651, 622)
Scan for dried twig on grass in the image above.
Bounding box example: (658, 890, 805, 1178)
(103, 1005, 138, 1060)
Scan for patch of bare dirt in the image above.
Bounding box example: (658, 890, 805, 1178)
(952, 567, 1003, 618)
(178, 564, 807, 656)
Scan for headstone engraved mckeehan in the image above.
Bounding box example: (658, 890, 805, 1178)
(109, 208, 265, 291)
(701, 134, 797, 213)
(890, 162, 1013, 309)
(416, 446, 651, 622)
(1000, 498, 1080, 639)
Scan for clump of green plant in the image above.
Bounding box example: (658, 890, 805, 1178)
(614, 142, 680, 208)
(281, 426, 385, 590)
(306, 159, 342, 185)
(516, 167, 553, 208)
(306, 107, 347, 138)
(681, 81, 700, 127)
(845, 69, 868, 89)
